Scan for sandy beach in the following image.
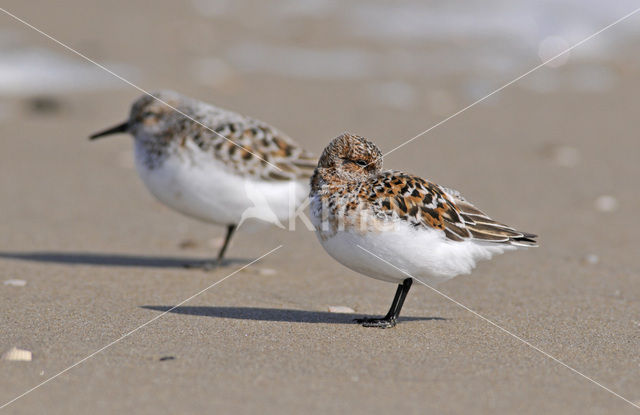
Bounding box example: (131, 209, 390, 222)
(1, 1, 640, 413)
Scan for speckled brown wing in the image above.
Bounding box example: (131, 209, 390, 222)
(370, 172, 537, 246)
(187, 115, 316, 181)
(439, 186, 537, 245)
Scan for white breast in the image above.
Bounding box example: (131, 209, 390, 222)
(134, 140, 308, 226)
(310, 196, 516, 285)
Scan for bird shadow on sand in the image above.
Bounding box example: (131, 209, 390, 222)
(141, 305, 446, 325)
(0, 251, 250, 269)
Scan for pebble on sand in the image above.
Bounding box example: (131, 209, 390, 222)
(4, 279, 27, 287)
(178, 239, 199, 250)
(27, 95, 62, 114)
(2, 347, 32, 362)
(594, 195, 619, 212)
(583, 254, 599, 265)
(328, 306, 355, 313)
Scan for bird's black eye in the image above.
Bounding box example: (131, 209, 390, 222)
(355, 160, 368, 167)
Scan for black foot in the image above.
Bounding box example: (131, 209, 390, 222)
(354, 317, 397, 328)
(201, 261, 219, 271)
(182, 224, 237, 271)
(355, 278, 412, 329)
(182, 261, 219, 271)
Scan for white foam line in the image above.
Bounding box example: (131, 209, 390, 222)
(0, 7, 283, 172)
(380, 7, 640, 160)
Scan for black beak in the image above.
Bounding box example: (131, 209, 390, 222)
(89, 121, 129, 140)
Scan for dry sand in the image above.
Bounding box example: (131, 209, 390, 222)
(1, 1, 640, 414)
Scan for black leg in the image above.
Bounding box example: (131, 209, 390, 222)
(355, 278, 413, 328)
(198, 224, 237, 271)
(390, 278, 412, 318)
(381, 283, 405, 320)
(216, 224, 237, 264)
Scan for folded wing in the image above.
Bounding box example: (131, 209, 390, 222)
(179, 104, 316, 181)
(371, 173, 537, 246)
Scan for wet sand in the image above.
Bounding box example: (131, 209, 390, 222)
(1, 1, 640, 414)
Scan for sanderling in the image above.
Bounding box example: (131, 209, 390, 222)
(310, 133, 537, 328)
(90, 90, 316, 266)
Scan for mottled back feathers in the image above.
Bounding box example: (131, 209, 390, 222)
(129, 91, 316, 180)
(311, 133, 537, 247)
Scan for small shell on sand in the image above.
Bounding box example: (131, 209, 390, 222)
(583, 254, 599, 265)
(2, 347, 32, 361)
(4, 279, 27, 287)
(595, 195, 618, 212)
(328, 306, 355, 313)
(257, 268, 277, 276)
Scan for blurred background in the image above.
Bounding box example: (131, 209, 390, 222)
(2, 0, 640, 269)
(1, 1, 640, 414)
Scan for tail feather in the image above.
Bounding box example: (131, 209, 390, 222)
(509, 232, 538, 247)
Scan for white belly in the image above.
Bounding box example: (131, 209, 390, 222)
(310, 198, 515, 285)
(135, 142, 308, 226)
